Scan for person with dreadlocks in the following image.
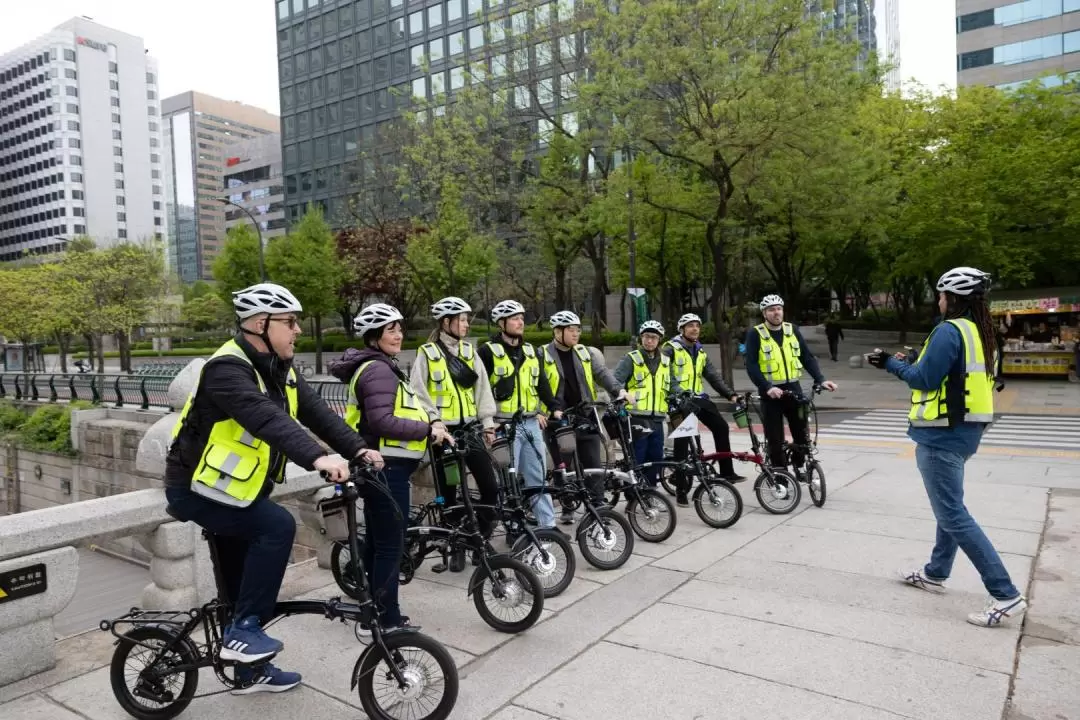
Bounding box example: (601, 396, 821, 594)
(867, 267, 1026, 628)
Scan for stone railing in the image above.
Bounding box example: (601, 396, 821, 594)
(0, 466, 333, 687)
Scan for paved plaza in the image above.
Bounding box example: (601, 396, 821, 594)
(2, 434, 1079, 720)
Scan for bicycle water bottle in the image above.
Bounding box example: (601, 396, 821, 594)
(434, 495, 445, 505)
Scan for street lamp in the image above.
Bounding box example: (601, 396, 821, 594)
(218, 197, 266, 282)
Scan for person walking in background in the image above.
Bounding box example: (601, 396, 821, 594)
(868, 266, 1027, 628)
(825, 314, 845, 362)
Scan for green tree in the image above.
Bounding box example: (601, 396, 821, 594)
(211, 223, 263, 305)
(266, 204, 344, 373)
(182, 293, 233, 332)
(585, 0, 872, 378)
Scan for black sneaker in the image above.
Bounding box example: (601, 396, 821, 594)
(448, 549, 466, 573)
(560, 509, 575, 525)
(676, 493, 689, 508)
(723, 473, 747, 483)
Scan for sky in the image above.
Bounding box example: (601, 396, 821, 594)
(1, 0, 957, 120)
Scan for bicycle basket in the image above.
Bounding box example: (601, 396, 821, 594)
(553, 424, 578, 458)
(490, 436, 512, 470)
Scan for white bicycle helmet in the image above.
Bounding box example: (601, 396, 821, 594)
(232, 283, 303, 319)
(550, 310, 582, 328)
(491, 299, 526, 322)
(676, 313, 702, 331)
(431, 296, 471, 319)
(759, 294, 784, 311)
(639, 320, 665, 336)
(353, 303, 404, 335)
(936, 267, 991, 296)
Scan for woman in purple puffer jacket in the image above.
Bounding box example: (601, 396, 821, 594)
(329, 303, 452, 630)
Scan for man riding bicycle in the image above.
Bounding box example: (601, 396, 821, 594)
(743, 295, 836, 473)
(164, 283, 384, 694)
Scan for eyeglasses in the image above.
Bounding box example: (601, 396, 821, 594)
(269, 317, 300, 329)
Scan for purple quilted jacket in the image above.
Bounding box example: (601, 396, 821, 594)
(328, 348, 430, 450)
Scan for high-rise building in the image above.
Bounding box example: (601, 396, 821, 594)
(876, 0, 901, 90)
(274, 0, 883, 229)
(957, 0, 1080, 90)
(0, 17, 165, 262)
(161, 91, 278, 282)
(223, 133, 287, 243)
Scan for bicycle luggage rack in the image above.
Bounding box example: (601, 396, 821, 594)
(100, 608, 200, 639)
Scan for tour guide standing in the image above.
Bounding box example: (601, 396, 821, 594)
(542, 310, 628, 524)
(329, 303, 454, 630)
(165, 283, 384, 694)
(868, 266, 1028, 627)
(744, 295, 837, 474)
(613, 320, 679, 488)
(477, 299, 564, 533)
(664, 313, 745, 507)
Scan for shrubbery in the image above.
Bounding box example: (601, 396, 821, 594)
(0, 400, 92, 455)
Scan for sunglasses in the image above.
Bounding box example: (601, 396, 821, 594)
(268, 317, 301, 329)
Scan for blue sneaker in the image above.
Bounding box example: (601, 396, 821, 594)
(220, 615, 284, 664)
(232, 663, 302, 695)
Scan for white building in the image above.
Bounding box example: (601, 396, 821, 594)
(0, 17, 164, 262)
(876, 0, 902, 91)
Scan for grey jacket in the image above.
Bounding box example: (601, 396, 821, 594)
(543, 341, 621, 405)
(409, 332, 497, 429)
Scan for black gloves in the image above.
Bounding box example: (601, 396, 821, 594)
(866, 349, 890, 369)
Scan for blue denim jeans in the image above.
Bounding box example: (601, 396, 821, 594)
(363, 459, 416, 626)
(916, 444, 1020, 600)
(632, 416, 665, 485)
(515, 416, 555, 528)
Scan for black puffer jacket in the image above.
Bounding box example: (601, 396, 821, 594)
(165, 335, 365, 490)
(329, 348, 431, 451)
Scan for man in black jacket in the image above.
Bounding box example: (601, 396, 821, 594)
(165, 283, 383, 695)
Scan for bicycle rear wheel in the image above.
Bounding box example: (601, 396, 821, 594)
(109, 626, 200, 720)
(754, 470, 801, 515)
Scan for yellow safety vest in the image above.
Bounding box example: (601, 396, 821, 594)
(754, 322, 803, 384)
(171, 340, 298, 508)
(666, 338, 707, 394)
(908, 318, 995, 427)
(485, 341, 541, 418)
(626, 350, 670, 416)
(542, 343, 596, 411)
(420, 341, 478, 424)
(344, 361, 430, 458)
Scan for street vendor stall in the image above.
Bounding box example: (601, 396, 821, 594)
(990, 289, 1079, 377)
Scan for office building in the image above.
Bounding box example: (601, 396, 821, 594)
(823, 0, 878, 68)
(876, 0, 901, 90)
(162, 91, 278, 282)
(0, 17, 164, 262)
(223, 133, 287, 242)
(275, 0, 882, 228)
(957, 0, 1080, 90)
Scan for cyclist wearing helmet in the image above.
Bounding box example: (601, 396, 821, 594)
(614, 320, 679, 487)
(868, 267, 1026, 628)
(329, 304, 453, 630)
(543, 310, 628, 523)
(744, 295, 836, 473)
(477, 299, 564, 533)
(165, 283, 384, 694)
(664, 312, 745, 506)
(410, 296, 500, 567)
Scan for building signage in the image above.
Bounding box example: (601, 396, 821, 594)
(76, 36, 109, 53)
(0, 563, 47, 605)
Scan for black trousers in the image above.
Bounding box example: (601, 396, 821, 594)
(431, 440, 499, 536)
(545, 426, 606, 502)
(762, 393, 810, 468)
(827, 337, 840, 361)
(673, 398, 735, 493)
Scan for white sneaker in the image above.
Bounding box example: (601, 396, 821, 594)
(898, 568, 946, 594)
(966, 596, 1027, 628)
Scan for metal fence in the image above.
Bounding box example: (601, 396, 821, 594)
(0, 373, 175, 410)
(0, 372, 350, 415)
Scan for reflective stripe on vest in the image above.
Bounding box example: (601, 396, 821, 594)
(170, 339, 298, 508)
(666, 339, 707, 394)
(420, 341, 478, 423)
(485, 341, 541, 418)
(345, 360, 430, 458)
(543, 344, 596, 411)
(908, 318, 995, 427)
(754, 322, 803, 384)
(627, 350, 670, 416)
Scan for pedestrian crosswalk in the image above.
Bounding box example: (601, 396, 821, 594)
(817, 409, 1080, 451)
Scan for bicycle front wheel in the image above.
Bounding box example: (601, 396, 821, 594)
(353, 630, 459, 720)
(807, 461, 827, 507)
